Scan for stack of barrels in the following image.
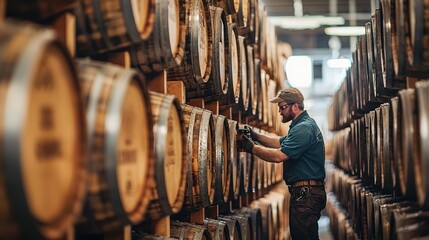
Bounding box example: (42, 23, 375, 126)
(327, 0, 429, 239)
(0, 0, 290, 239)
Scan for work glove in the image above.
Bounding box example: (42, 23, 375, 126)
(244, 124, 258, 141)
(238, 135, 255, 153)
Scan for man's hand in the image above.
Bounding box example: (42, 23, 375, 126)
(244, 124, 258, 141)
(238, 135, 255, 153)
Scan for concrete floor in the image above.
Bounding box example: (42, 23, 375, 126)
(319, 216, 334, 240)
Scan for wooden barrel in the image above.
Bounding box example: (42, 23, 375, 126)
(231, 0, 249, 30)
(247, 156, 256, 195)
(355, 50, 364, 112)
(350, 121, 358, 176)
(381, 103, 394, 191)
(254, 59, 263, 121)
(0, 20, 86, 239)
(381, 0, 397, 79)
(238, 124, 250, 194)
(381, 0, 407, 86)
(247, 46, 256, 115)
(213, 114, 231, 204)
(145, 92, 187, 220)
(269, 162, 277, 187)
(379, 201, 415, 240)
(204, 218, 231, 240)
(415, 81, 429, 208)
(264, 22, 274, 77)
(356, 186, 367, 237)
(6, 0, 76, 22)
(353, 119, 362, 178)
(181, 104, 215, 209)
(355, 38, 364, 112)
(374, 107, 382, 187)
(75, 0, 155, 56)
(171, 221, 212, 240)
(260, 69, 268, 125)
(364, 112, 374, 185)
(359, 117, 366, 180)
(228, 22, 240, 104)
(371, 11, 382, 99)
(257, 155, 265, 192)
(390, 206, 429, 240)
(250, 199, 273, 240)
(267, 24, 279, 81)
(267, 79, 276, 128)
(129, 0, 186, 73)
(238, 36, 249, 111)
(255, 2, 265, 59)
(218, 217, 241, 240)
(249, 0, 258, 41)
(252, 1, 260, 45)
(217, 0, 239, 15)
(375, 10, 400, 96)
(350, 123, 359, 176)
(365, 192, 390, 239)
(365, 21, 377, 103)
(274, 158, 282, 184)
(238, 151, 250, 194)
(219, 214, 251, 240)
(208, 6, 229, 97)
(394, 0, 429, 77)
(390, 96, 400, 192)
(190, 6, 229, 100)
(266, 192, 285, 240)
(351, 180, 363, 233)
(394, 0, 415, 76)
(379, 201, 413, 240)
(337, 127, 350, 172)
(168, 0, 213, 94)
(250, 154, 260, 194)
(263, 159, 270, 189)
(261, 197, 280, 240)
(401, 0, 429, 74)
(372, 196, 399, 240)
(228, 120, 240, 200)
(357, 35, 369, 110)
(76, 59, 153, 233)
(397, 89, 418, 199)
(238, 207, 262, 240)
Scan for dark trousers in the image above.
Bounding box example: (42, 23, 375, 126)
(289, 186, 327, 240)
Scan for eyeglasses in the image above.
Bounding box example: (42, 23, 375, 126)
(278, 103, 295, 110)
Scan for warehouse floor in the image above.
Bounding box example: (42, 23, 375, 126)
(319, 215, 334, 240)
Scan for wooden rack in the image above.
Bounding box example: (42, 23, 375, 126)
(52, 13, 76, 57)
(1, 1, 289, 239)
(0, 0, 5, 24)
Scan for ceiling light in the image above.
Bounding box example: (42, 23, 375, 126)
(324, 26, 365, 36)
(268, 16, 345, 30)
(285, 56, 313, 88)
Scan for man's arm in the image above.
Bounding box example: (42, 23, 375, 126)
(252, 145, 289, 163)
(246, 125, 281, 148)
(254, 133, 282, 148)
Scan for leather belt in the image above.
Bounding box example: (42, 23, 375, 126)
(290, 180, 325, 188)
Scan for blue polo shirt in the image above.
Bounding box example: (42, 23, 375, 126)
(279, 110, 325, 185)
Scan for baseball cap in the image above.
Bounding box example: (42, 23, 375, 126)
(269, 87, 304, 104)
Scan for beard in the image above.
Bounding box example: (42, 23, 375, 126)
(282, 115, 291, 123)
(281, 109, 294, 123)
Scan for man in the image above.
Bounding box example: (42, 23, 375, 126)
(238, 87, 326, 240)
